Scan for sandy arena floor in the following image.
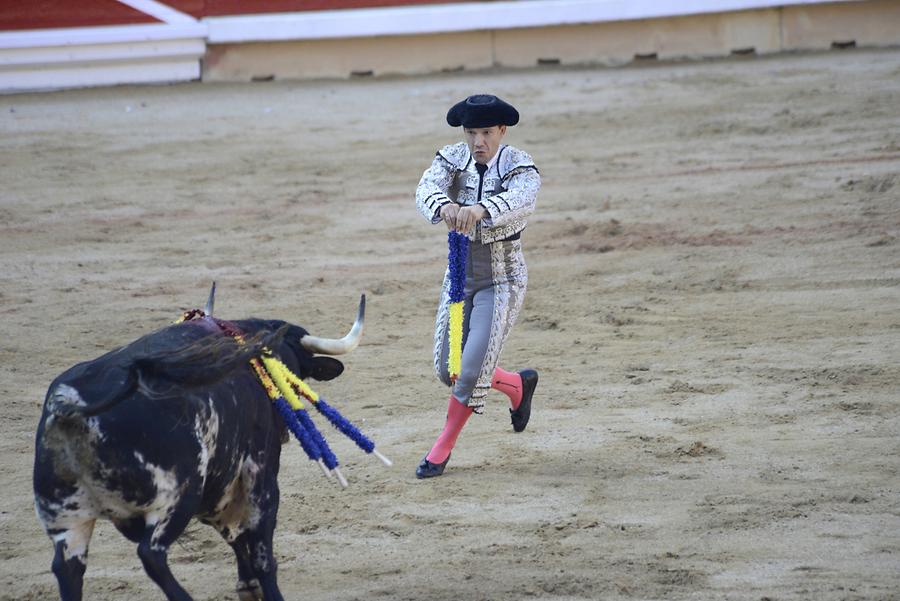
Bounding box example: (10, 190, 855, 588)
(1, 48, 899, 600)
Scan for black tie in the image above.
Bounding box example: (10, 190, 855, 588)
(474, 163, 487, 201)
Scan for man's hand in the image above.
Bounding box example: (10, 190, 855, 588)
(456, 204, 487, 233)
(439, 203, 460, 231)
(440, 203, 487, 233)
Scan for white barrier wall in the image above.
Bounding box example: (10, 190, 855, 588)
(0, 23, 206, 92)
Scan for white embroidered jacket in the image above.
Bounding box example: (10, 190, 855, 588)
(416, 142, 540, 243)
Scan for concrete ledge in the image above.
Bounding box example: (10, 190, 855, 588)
(0, 22, 206, 48)
(0, 25, 206, 92)
(0, 56, 201, 92)
(0, 0, 206, 94)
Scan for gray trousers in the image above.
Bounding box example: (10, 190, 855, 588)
(433, 238, 528, 411)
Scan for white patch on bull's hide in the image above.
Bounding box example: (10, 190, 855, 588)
(85, 416, 107, 443)
(39, 456, 146, 527)
(243, 459, 262, 530)
(254, 541, 269, 572)
(36, 486, 96, 532)
(194, 400, 220, 484)
(38, 416, 142, 523)
(50, 519, 96, 561)
(132, 451, 183, 549)
(49, 383, 86, 407)
(208, 458, 261, 542)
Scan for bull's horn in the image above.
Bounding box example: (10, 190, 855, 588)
(300, 295, 365, 355)
(205, 281, 216, 316)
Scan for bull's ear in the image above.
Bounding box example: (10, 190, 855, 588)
(309, 356, 344, 381)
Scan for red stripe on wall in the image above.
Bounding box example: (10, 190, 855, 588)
(0, 0, 481, 32)
(0, 0, 160, 30)
(164, 0, 473, 18)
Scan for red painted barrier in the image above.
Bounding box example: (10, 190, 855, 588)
(0, 0, 475, 31)
(0, 0, 159, 30)
(162, 0, 471, 18)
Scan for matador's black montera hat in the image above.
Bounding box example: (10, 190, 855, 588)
(446, 94, 520, 128)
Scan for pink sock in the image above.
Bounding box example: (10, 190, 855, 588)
(491, 366, 523, 409)
(426, 395, 473, 463)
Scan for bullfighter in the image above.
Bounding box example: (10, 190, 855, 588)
(414, 94, 541, 479)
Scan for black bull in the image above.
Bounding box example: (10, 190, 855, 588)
(33, 300, 364, 601)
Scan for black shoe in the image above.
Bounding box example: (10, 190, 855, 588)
(416, 453, 450, 479)
(510, 369, 538, 433)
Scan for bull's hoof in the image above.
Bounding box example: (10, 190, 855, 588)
(510, 369, 538, 433)
(237, 578, 263, 601)
(415, 453, 450, 479)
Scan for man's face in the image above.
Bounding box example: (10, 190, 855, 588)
(465, 125, 507, 164)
